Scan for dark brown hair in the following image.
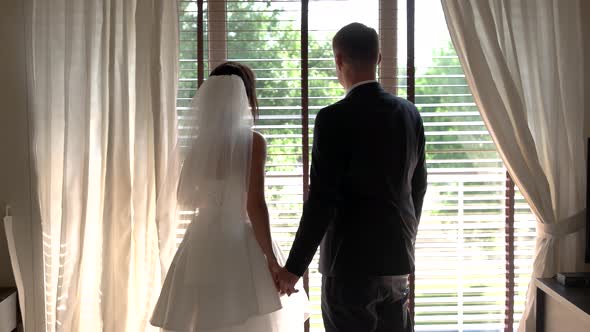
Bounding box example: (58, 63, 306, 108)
(332, 23, 380, 69)
(209, 61, 259, 119)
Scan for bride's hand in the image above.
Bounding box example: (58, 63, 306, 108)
(266, 256, 281, 291)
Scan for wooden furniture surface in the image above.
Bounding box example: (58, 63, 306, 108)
(536, 278, 590, 332)
(0, 287, 17, 332)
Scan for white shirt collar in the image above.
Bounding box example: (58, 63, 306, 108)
(345, 80, 378, 97)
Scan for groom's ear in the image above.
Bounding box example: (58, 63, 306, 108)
(334, 53, 344, 69)
(377, 53, 382, 66)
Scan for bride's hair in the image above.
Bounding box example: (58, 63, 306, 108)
(209, 61, 259, 119)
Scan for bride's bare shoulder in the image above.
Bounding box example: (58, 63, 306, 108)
(252, 131, 267, 157)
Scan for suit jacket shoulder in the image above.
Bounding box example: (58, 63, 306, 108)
(317, 99, 347, 117)
(313, 100, 350, 132)
(392, 95, 417, 110)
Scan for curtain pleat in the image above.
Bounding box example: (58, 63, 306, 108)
(7, 0, 180, 330)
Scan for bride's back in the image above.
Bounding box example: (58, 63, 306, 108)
(175, 74, 254, 213)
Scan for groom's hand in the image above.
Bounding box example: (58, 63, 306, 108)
(277, 267, 300, 296)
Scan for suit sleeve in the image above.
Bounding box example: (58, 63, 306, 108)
(285, 110, 346, 277)
(412, 117, 427, 221)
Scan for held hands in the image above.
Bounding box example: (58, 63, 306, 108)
(266, 256, 300, 296)
(276, 267, 300, 296)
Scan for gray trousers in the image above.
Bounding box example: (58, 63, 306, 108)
(321, 275, 413, 332)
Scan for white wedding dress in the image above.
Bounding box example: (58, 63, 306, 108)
(150, 75, 308, 332)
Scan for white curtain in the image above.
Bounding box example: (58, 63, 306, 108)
(8, 0, 179, 330)
(441, 0, 588, 331)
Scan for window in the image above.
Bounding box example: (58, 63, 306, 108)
(177, 1, 536, 331)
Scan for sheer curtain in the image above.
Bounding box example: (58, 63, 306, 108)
(441, 0, 588, 330)
(7, 0, 179, 330)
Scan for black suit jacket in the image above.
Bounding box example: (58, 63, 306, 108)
(285, 82, 427, 277)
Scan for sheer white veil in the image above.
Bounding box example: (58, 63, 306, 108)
(156, 75, 254, 275)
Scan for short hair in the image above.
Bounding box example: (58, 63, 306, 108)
(332, 23, 380, 68)
(209, 61, 259, 119)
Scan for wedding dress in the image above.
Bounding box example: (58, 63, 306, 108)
(150, 75, 308, 332)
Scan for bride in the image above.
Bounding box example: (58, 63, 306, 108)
(150, 62, 308, 332)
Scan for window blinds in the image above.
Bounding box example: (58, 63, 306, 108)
(176, 1, 536, 331)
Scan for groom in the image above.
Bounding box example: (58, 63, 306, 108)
(277, 23, 427, 332)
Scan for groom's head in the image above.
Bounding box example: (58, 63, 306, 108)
(333, 23, 381, 89)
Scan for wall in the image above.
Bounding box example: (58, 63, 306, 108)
(0, 0, 31, 288)
(0, 2, 45, 329)
(583, 0, 590, 272)
(584, 0, 590, 139)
